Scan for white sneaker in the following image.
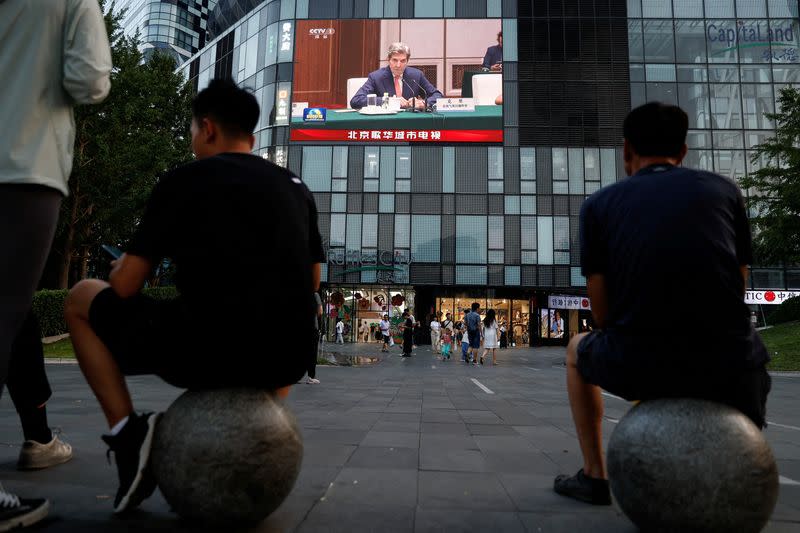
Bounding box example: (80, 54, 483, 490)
(0, 484, 49, 531)
(17, 433, 73, 471)
(306, 377, 320, 384)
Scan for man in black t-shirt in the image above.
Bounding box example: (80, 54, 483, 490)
(63, 79, 325, 514)
(553, 102, 770, 506)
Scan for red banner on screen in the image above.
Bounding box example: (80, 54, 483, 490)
(290, 129, 503, 143)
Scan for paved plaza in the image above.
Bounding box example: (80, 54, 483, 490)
(1, 343, 799, 532)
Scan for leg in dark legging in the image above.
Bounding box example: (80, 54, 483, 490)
(308, 331, 318, 380)
(7, 312, 52, 444)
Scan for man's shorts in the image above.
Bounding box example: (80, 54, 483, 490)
(382, 334, 390, 344)
(468, 330, 481, 349)
(89, 287, 226, 389)
(576, 330, 771, 429)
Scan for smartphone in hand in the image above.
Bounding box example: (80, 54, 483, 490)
(101, 244, 122, 260)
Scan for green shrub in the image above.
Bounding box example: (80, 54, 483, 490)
(31, 286, 179, 337)
(32, 290, 69, 337)
(767, 296, 800, 326)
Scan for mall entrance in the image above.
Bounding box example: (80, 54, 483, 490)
(435, 295, 532, 347)
(322, 286, 415, 344)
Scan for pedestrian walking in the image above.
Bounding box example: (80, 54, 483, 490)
(335, 318, 344, 344)
(379, 314, 391, 352)
(480, 309, 499, 365)
(401, 311, 414, 357)
(430, 315, 441, 354)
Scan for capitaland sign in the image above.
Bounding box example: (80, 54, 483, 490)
(327, 249, 413, 267)
(708, 21, 798, 61)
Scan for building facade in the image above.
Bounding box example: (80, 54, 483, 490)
(179, 0, 800, 344)
(117, 0, 216, 64)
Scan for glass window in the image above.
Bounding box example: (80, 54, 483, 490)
(627, 0, 642, 17)
(643, 20, 675, 62)
(568, 148, 584, 195)
(687, 130, 713, 148)
(706, 0, 735, 17)
(571, 267, 586, 287)
(552, 148, 568, 180)
(630, 64, 645, 82)
(456, 266, 487, 285)
(331, 193, 346, 212)
(369, 0, 383, 17)
(489, 147, 503, 180)
(672, 0, 703, 17)
(706, 20, 740, 63)
(741, 65, 772, 82)
(380, 146, 395, 192)
(265, 23, 279, 66)
(646, 82, 678, 104)
(277, 21, 294, 63)
(363, 214, 378, 247)
(521, 251, 538, 264)
(489, 216, 504, 249)
(554, 216, 570, 250)
(346, 214, 362, 251)
(332, 146, 348, 177)
(521, 216, 537, 250)
(708, 65, 739, 83)
(330, 214, 346, 247)
(677, 64, 709, 82)
(456, 216, 487, 264)
(394, 214, 410, 248)
(768, 0, 799, 18)
(379, 194, 395, 213)
(585, 148, 600, 180)
(489, 250, 504, 264)
(674, 20, 708, 62)
(489, 181, 504, 194)
(738, 21, 773, 63)
(713, 130, 744, 149)
(396, 147, 411, 178)
(521, 196, 536, 215)
(505, 266, 521, 286)
(642, 0, 672, 17)
(443, 147, 455, 192)
(629, 20, 644, 62)
(737, 0, 766, 17)
(364, 147, 380, 178)
(741, 84, 775, 128)
(505, 196, 520, 215)
(364, 179, 380, 192)
(537, 217, 554, 265)
(600, 149, 617, 187)
(710, 84, 744, 128)
(713, 149, 746, 179)
(411, 215, 441, 262)
(301, 147, 332, 191)
(520, 148, 536, 180)
(415, 0, 443, 17)
(646, 64, 677, 81)
(679, 83, 711, 128)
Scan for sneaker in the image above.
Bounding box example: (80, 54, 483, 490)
(306, 377, 320, 384)
(101, 412, 160, 513)
(0, 484, 49, 531)
(553, 468, 611, 505)
(479, 356, 484, 365)
(17, 432, 73, 470)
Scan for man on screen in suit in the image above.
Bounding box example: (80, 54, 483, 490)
(350, 42, 443, 110)
(482, 31, 503, 71)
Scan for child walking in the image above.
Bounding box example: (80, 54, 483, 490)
(440, 329, 452, 360)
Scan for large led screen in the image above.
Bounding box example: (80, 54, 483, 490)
(290, 19, 504, 143)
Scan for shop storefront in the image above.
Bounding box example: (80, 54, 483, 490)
(322, 286, 415, 344)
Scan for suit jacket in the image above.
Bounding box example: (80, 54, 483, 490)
(482, 44, 503, 69)
(350, 66, 443, 109)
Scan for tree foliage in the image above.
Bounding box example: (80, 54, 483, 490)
(740, 87, 800, 267)
(43, 1, 194, 288)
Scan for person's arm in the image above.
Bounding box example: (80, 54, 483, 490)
(312, 263, 321, 292)
(350, 74, 377, 109)
(109, 254, 153, 299)
(63, 0, 112, 104)
(482, 47, 492, 69)
(587, 274, 609, 329)
(741, 265, 749, 296)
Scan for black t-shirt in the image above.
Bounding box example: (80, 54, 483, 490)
(580, 164, 765, 367)
(128, 152, 325, 368)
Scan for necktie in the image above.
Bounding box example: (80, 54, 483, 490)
(394, 77, 403, 98)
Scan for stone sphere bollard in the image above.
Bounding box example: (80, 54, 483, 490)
(607, 398, 778, 533)
(151, 388, 303, 527)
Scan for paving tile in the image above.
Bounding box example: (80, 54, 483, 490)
(298, 502, 415, 533)
(346, 446, 419, 470)
(323, 467, 418, 507)
(361, 431, 420, 449)
(420, 422, 470, 435)
(419, 448, 488, 472)
(414, 509, 525, 532)
(418, 471, 515, 511)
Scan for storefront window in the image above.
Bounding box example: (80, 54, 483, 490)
(324, 287, 414, 343)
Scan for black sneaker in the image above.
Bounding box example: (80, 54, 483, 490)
(101, 412, 160, 513)
(553, 468, 611, 505)
(0, 484, 49, 530)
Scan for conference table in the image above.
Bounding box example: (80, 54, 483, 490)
(290, 105, 502, 131)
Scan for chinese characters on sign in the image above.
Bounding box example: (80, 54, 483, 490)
(344, 130, 443, 141)
(548, 295, 592, 311)
(281, 23, 292, 52)
(762, 48, 799, 62)
(745, 290, 800, 305)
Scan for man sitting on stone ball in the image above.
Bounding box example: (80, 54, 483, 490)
(553, 102, 771, 505)
(64, 79, 325, 514)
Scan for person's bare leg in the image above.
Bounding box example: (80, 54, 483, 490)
(491, 348, 497, 365)
(566, 332, 606, 479)
(64, 280, 132, 428)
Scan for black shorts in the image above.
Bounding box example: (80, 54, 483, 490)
(382, 334, 390, 343)
(577, 330, 771, 429)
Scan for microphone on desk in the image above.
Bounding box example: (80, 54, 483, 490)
(401, 77, 429, 113)
(407, 77, 431, 112)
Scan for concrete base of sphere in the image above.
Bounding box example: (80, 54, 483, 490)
(151, 388, 303, 527)
(607, 398, 778, 533)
